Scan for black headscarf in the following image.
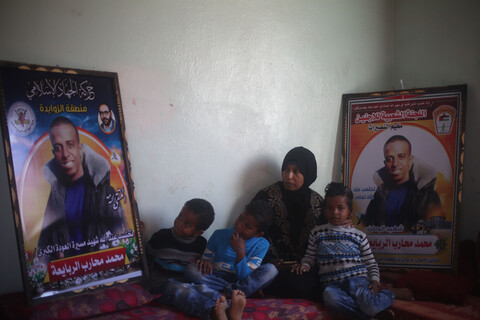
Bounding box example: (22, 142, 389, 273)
(280, 147, 318, 244)
(281, 146, 317, 189)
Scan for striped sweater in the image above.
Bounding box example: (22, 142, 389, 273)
(301, 223, 380, 283)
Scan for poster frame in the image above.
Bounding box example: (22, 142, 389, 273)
(341, 84, 467, 270)
(0, 61, 148, 304)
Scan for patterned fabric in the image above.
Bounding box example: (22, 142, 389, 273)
(0, 290, 336, 320)
(3, 289, 480, 320)
(93, 298, 335, 320)
(253, 182, 324, 262)
(0, 284, 158, 320)
(301, 223, 380, 283)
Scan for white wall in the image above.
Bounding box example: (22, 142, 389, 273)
(392, 0, 480, 242)
(1, 0, 478, 295)
(0, 0, 394, 294)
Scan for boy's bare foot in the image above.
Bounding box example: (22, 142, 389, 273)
(390, 287, 415, 301)
(212, 295, 228, 320)
(227, 290, 246, 320)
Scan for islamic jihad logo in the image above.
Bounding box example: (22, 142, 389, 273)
(8, 102, 36, 136)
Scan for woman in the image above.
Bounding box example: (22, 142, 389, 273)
(252, 146, 325, 299)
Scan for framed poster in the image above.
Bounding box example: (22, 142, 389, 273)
(341, 85, 467, 269)
(0, 61, 148, 304)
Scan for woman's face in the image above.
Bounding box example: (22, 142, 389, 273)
(282, 164, 305, 191)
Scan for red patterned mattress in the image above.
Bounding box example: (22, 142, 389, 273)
(2, 283, 479, 319)
(0, 284, 335, 320)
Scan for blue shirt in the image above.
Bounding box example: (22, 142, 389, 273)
(385, 183, 408, 226)
(202, 227, 269, 280)
(65, 176, 86, 243)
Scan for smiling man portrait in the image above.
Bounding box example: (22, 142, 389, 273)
(362, 135, 443, 231)
(37, 116, 125, 259)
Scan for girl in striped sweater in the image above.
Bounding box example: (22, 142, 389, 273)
(292, 182, 396, 320)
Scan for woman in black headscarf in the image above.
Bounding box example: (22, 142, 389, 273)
(252, 146, 325, 299)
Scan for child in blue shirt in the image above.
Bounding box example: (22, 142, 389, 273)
(158, 200, 278, 320)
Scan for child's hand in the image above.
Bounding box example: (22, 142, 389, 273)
(229, 232, 246, 262)
(291, 263, 310, 274)
(369, 280, 380, 294)
(196, 259, 213, 275)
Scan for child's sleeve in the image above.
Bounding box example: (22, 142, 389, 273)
(360, 235, 380, 283)
(234, 238, 269, 280)
(201, 230, 219, 260)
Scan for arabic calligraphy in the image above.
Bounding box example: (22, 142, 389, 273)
(25, 78, 95, 101)
(367, 123, 403, 132)
(39, 103, 88, 114)
(368, 234, 438, 255)
(107, 187, 126, 210)
(37, 229, 135, 257)
(353, 186, 376, 200)
(354, 109, 428, 124)
(364, 225, 405, 233)
(377, 256, 440, 264)
(48, 247, 127, 282)
(351, 99, 432, 112)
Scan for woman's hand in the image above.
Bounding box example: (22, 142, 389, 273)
(369, 280, 380, 294)
(230, 232, 246, 262)
(290, 263, 310, 274)
(196, 259, 213, 275)
(271, 258, 284, 267)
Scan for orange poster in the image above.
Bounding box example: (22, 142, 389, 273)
(342, 85, 466, 269)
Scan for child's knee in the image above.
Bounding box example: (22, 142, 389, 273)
(262, 263, 278, 278)
(322, 287, 339, 309)
(160, 280, 189, 302)
(356, 289, 394, 317)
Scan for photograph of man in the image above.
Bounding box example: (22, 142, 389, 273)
(98, 103, 116, 133)
(362, 135, 443, 231)
(37, 116, 125, 259)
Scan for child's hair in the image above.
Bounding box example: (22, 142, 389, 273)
(244, 200, 274, 232)
(184, 198, 215, 231)
(324, 182, 353, 210)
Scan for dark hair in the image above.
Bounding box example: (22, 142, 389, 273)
(49, 116, 79, 142)
(184, 198, 215, 231)
(244, 200, 274, 233)
(324, 182, 353, 210)
(384, 135, 412, 155)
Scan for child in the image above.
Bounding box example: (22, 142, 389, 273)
(292, 182, 397, 320)
(158, 200, 278, 320)
(147, 198, 215, 282)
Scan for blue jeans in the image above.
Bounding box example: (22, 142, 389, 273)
(322, 276, 394, 320)
(184, 262, 278, 297)
(158, 279, 222, 320)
